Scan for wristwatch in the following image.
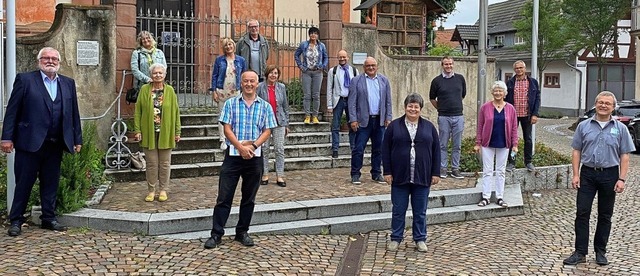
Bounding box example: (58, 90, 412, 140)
(618, 178, 626, 183)
(252, 143, 258, 150)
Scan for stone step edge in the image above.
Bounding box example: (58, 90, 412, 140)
(59, 186, 496, 236)
(158, 202, 525, 240)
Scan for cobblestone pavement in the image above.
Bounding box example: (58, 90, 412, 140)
(96, 166, 476, 213)
(1, 118, 638, 275)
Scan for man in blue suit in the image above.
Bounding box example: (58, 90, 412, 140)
(2, 47, 83, 236)
(348, 57, 392, 185)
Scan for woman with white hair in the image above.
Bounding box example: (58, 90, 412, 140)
(474, 81, 518, 207)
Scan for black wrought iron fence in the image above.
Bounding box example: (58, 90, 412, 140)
(136, 9, 316, 109)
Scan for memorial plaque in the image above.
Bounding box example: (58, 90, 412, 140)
(77, 41, 99, 66)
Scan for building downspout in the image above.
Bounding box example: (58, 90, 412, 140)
(565, 59, 583, 117)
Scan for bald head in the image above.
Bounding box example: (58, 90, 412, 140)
(337, 50, 348, 66)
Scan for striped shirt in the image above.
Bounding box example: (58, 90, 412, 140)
(220, 94, 277, 155)
(514, 78, 529, 117)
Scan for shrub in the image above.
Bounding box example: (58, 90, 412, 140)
(285, 78, 303, 110)
(426, 44, 464, 57)
(457, 137, 571, 173)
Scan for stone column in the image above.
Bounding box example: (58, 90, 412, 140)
(317, 0, 344, 119)
(114, 0, 137, 115)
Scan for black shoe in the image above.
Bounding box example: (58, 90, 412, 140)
(261, 179, 269, 185)
(277, 180, 286, 187)
(373, 175, 386, 184)
(563, 251, 586, 265)
(7, 223, 21, 236)
(204, 235, 222, 249)
(595, 252, 609, 266)
(332, 151, 338, 158)
(41, 221, 67, 231)
(351, 176, 361, 185)
(234, 232, 255, 246)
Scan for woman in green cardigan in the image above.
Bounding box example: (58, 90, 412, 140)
(134, 63, 181, 202)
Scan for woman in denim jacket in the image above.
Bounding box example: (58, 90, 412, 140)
(131, 31, 167, 91)
(210, 37, 246, 150)
(294, 27, 328, 124)
(257, 65, 290, 187)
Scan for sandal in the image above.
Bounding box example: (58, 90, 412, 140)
(496, 198, 508, 207)
(145, 192, 155, 202)
(477, 198, 489, 207)
(158, 191, 168, 202)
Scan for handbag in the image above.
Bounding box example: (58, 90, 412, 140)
(129, 151, 146, 170)
(126, 51, 143, 104)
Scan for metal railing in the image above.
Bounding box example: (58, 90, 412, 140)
(136, 10, 315, 109)
(103, 70, 133, 170)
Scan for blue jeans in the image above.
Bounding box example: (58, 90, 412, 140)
(331, 97, 355, 152)
(302, 69, 323, 117)
(211, 153, 263, 237)
(351, 116, 385, 178)
(574, 165, 618, 255)
(438, 115, 464, 170)
(391, 184, 430, 242)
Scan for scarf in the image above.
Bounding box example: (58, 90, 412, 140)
(341, 64, 351, 88)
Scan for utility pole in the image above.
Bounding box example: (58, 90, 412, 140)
(477, 0, 488, 112)
(531, 0, 539, 154)
(5, 0, 17, 215)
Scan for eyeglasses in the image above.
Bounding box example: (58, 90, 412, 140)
(364, 64, 377, 68)
(596, 101, 614, 107)
(39, 57, 59, 62)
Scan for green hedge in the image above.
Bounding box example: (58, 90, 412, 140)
(457, 137, 571, 172)
(0, 122, 106, 215)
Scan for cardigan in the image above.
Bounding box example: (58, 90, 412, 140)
(476, 101, 518, 148)
(134, 83, 181, 150)
(382, 115, 440, 186)
(256, 82, 290, 127)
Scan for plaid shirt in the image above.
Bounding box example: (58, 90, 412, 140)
(220, 94, 277, 155)
(513, 78, 529, 117)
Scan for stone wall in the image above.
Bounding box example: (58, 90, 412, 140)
(507, 165, 573, 192)
(342, 23, 497, 138)
(15, 4, 116, 147)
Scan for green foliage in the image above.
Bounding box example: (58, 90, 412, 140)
(55, 122, 107, 214)
(426, 44, 464, 57)
(562, 0, 632, 92)
(458, 137, 571, 173)
(513, 0, 575, 75)
(285, 78, 303, 110)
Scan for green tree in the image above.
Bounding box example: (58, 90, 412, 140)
(562, 0, 632, 92)
(513, 0, 574, 76)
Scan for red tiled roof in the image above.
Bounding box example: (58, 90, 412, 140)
(435, 29, 458, 48)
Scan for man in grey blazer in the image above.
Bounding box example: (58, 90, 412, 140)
(327, 50, 358, 158)
(348, 57, 392, 185)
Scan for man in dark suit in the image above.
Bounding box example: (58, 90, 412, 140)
(347, 56, 392, 185)
(2, 47, 83, 236)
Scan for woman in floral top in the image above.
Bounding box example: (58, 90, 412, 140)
(134, 63, 181, 202)
(211, 37, 246, 150)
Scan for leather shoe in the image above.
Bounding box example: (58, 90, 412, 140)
(563, 251, 586, 265)
(234, 232, 255, 246)
(204, 235, 222, 249)
(7, 223, 21, 236)
(41, 221, 68, 231)
(595, 252, 609, 266)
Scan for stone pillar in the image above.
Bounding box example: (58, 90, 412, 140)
(317, 0, 344, 119)
(114, 0, 137, 115)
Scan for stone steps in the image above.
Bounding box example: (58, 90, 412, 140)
(59, 183, 524, 237)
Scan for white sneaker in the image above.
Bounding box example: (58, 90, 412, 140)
(415, 241, 428, 252)
(220, 142, 228, 150)
(387, 241, 400, 251)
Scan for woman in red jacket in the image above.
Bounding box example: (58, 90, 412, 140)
(474, 81, 518, 207)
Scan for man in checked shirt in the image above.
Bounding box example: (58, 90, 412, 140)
(505, 60, 541, 172)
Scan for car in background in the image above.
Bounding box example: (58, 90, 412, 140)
(569, 99, 640, 131)
(627, 114, 640, 150)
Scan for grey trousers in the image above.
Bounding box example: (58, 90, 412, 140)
(302, 69, 323, 117)
(263, 126, 286, 177)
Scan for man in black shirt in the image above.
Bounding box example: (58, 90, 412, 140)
(429, 56, 466, 179)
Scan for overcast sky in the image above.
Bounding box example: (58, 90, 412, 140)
(441, 0, 508, 29)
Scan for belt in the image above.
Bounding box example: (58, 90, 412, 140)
(369, 115, 379, 118)
(582, 165, 618, 172)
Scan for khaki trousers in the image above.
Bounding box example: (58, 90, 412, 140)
(144, 134, 173, 192)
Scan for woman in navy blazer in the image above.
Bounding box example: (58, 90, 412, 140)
(257, 65, 290, 187)
(381, 93, 440, 252)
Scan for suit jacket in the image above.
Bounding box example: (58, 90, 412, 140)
(257, 82, 290, 127)
(326, 65, 358, 109)
(1, 70, 83, 153)
(347, 73, 392, 128)
(505, 75, 541, 117)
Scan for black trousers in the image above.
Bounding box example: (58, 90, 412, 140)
(9, 140, 64, 224)
(509, 116, 533, 164)
(574, 165, 618, 255)
(211, 152, 263, 237)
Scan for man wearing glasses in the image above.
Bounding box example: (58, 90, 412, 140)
(563, 91, 634, 266)
(2, 47, 83, 236)
(236, 19, 270, 82)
